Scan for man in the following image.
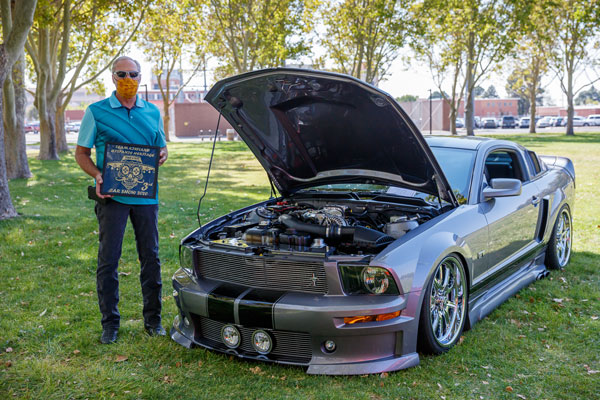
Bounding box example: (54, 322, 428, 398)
(75, 56, 168, 344)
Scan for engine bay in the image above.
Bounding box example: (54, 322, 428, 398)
(199, 196, 438, 256)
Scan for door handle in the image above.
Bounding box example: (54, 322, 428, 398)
(531, 196, 541, 205)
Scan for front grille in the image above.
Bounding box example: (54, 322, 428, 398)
(193, 315, 312, 364)
(195, 249, 328, 294)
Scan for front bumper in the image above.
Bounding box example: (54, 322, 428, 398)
(170, 268, 421, 375)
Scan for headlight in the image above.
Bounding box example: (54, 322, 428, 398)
(179, 245, 194, 273)
(339, 265, 399, 295)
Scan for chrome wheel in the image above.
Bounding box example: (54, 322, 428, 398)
(429, 256, 467, 347)
(555, 209, 572, 267)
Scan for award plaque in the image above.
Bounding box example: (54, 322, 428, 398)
(101, 142, 160, 198)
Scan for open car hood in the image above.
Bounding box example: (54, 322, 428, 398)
(205, 68, 457, 205)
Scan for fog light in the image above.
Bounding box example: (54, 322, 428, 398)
(252, 330, 273, 354)
(324, 340, 336, 352)
(222, 325, 241, 348)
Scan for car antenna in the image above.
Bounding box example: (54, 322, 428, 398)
(197, 112, 222, 227)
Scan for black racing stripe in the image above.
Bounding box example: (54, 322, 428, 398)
(238, 289, 286, 329)
(207, 283, 247, 323)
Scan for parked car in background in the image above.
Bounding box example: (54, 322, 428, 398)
(455, 118, 465, 128)
(474, 116, 481, 128)
(482, 118, 497, 128)
(585, 114, 600, 126)
(553, 117, 566, 127)
(536, 116, 553, 128)
(65, 121, 81, 132)
(569, 116, 586, 126)
(24, 122, 40, 133)
(519, 117, 530, 128)
(501, 115, 516, 128)
(170, 68, 576, 375)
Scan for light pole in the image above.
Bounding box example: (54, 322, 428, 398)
(140, 84, 148, 101)
(428, 89, 432, 135)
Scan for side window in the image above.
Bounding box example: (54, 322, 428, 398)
(527, 150, 541, 176)
(484, 150, 525, 182)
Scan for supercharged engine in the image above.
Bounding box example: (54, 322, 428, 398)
(203, 200, 427, 255)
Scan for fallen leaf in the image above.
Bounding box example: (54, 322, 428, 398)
(517, 395, 527, 399)
(249, 366, 263, 375)
(5, 361, 12, 367)
(73, 350, 80, 355)
(506, 386, 514, 392)
(169, 232, 176, 239)
(280, 376, 286, 381)
(380, 372, 388, 378)
(437, 382, 443, 390)
(198, 361, 203, 368)
(119, 271, 131, 276)
(553, 298, 563, 303)
(591, 316, 598, 320)
(39, 309, 47, 317)
(175, 361, 182, 368)
(518, 335, 526, 338)
(114, 355, 128, 362)
(482, 380, 489, 385)
(5, 348, 13, 353)
(529, 297, 535, 303)
(163, 375, 173, 384)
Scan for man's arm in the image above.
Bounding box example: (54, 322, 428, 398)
(159, 146, 168, 166)
(75, 145, 113, 199)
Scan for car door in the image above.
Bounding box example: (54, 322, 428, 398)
(473, 148, 541, 285)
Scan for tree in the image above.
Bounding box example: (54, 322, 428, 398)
(547, 0, 600, 135)
(0, 0, 37, 219)
(574, 85, 600, 105)
(506, 68, 545, 117)
(205, 0, 315, 78)
(136, 0, 205, 141)
(473, 85, 485, 97)
(26, 0, 146, 159)
(320, 0, 409, 85)
(410, 0, 468, 135)
(397, 94, 418, 102)
(461, 0, 528, 135)
(482, 85, 499, 98)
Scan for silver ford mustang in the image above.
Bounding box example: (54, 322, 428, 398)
(170, 69, 575, 375)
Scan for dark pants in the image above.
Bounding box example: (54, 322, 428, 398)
(95, 201, 162, 330)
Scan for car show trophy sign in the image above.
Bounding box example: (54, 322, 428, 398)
(101, 142, 159, 198)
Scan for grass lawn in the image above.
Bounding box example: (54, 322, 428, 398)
(1, 132, 599, 399)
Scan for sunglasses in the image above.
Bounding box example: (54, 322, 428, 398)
(113, 70, 140, 79)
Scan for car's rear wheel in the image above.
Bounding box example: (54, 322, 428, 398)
(546, 206, 572, 270)
(418, 255, 467, 354)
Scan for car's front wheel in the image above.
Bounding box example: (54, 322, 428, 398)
(418, 255, 467, 354)
(546, 206, 572, 270)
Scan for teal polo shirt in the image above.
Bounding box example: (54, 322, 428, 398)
(78, 92, 167, 205)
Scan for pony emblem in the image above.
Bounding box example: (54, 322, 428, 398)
(106, 155, 155, 191)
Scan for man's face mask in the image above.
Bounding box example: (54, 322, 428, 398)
(116, 78, 139, 99)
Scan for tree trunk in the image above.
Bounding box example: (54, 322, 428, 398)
(0, 55, 19, 219)
(465, 33, 475, 136)
(529, 87, 537, 134)
(4, 53, 31, 179)
(37, 70, 59, 160)
(449, 106, 457, 135)
(565, 66, 574, 136)
(55, 100, 69, 153)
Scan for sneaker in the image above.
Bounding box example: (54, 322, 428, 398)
(100, 328, 118, 344)
(145, 325, 166, 337)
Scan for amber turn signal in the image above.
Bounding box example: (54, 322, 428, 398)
(343, 310, 401, 324)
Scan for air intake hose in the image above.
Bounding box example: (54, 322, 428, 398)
(279, 214, 394, 249)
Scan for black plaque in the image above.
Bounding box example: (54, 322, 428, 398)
(101, 142, 159, 198)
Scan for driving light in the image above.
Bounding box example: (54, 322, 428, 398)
(252, 330, 273, 354)
(221, 325, 240, 348)
(339, 265, 399, 295)
(344, 310, 401, 325)
(324, 340, 336, 352)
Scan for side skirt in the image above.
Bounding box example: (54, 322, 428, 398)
(467, 251, 548, 327)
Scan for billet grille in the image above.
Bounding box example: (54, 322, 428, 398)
(196, 315, 312, 364)
(195, 250, 328, 294)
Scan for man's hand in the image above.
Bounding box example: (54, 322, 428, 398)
(95, 173, 113, 199)
(158, 146, 168, 166)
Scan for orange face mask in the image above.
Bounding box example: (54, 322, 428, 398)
(116, 78, 139, 99)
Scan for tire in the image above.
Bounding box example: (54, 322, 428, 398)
(546, 206, 572, 270)
(418, 255, 468, 354)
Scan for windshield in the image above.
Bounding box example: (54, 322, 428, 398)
(429, 147, 476, 204)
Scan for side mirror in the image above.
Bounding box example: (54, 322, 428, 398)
(483, 178, 522, 199)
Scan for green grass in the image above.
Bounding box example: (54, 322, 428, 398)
(1, 134, 599, 399)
